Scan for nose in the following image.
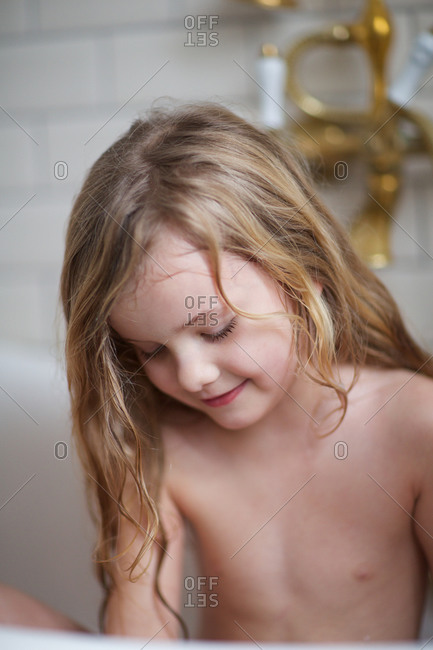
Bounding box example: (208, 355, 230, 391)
(175, 348, 220, 394)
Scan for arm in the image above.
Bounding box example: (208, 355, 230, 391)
(411, 391, 433, 579)
(0, 583, 91, 633)
(413, 472, 433, 579)
(104, 481, 186, 639)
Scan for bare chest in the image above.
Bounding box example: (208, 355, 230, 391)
(165, 406, 426, 640)
(179, 450, 415, 589)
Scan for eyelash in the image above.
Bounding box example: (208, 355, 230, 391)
(206, 317, 237, 342)
(139, 317, 238, 361)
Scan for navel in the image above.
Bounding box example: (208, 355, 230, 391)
(352, 564, 373, 581)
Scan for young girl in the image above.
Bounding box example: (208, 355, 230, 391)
(2, 101, 433, 642)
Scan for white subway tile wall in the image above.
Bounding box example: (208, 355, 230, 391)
(0, 0, 432, 351)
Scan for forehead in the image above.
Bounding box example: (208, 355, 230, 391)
(131, 228, 250, 292)
(108, 228, 289, 342)
(110, 229, 245, 321)
(143, 231, 211, 285)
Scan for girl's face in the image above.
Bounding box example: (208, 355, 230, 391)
(109, 229, 301, 432)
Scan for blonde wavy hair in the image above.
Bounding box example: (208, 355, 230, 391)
(59, 100, 433, 637)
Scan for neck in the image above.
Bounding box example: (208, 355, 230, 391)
(212, 363, 354, 452)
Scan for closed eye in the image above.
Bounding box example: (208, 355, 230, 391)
(138, 317, 238, 362)
(202, 317, 237, 342)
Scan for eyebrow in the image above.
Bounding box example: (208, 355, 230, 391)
(124, 307, 221, 344)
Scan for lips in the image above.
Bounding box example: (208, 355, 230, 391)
(201, 379, 248, 407)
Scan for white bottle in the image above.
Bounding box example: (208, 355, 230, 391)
(388, 29, 433, 106)
(256, 43, 287, 130)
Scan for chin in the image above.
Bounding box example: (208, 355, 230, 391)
(205, 406, 266, 431)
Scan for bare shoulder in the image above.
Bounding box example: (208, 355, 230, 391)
(376, 366, 433, 428)
(394, 369, 433, 451)
(352, 364, 433, 452)
(350, 364, 433, 416)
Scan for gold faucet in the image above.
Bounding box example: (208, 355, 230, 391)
(254, 0, 433, 267)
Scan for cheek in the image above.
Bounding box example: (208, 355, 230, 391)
(142, 361, 176, 394)
(234, 318, 296, 379)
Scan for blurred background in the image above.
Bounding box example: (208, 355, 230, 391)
(1, 0, 433, 637)
(1, 0, 433, 351)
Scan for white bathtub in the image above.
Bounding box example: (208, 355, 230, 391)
(1, 341, 432, 641)
(0, 341, 103, 632)
(0, 626, 429, 650)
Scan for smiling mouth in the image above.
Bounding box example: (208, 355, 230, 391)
(201, 380, 249, 407)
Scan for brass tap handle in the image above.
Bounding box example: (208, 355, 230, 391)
(286, 0, 392, 125)
(263, 0, 433, 268)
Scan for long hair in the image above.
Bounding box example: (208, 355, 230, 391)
(59, 100, 433, 637)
